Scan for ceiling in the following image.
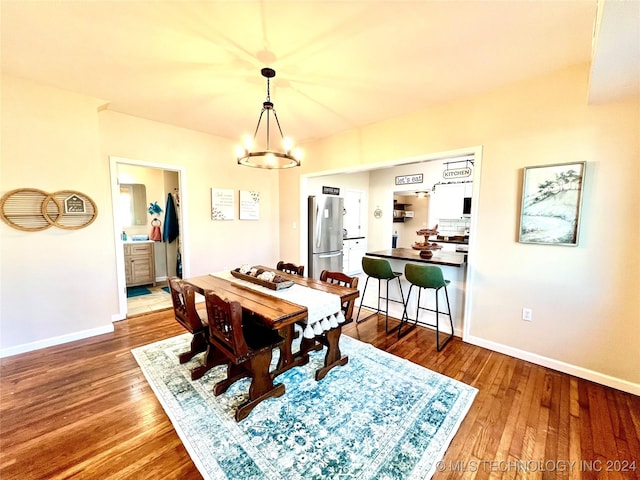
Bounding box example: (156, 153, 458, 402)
(2, 1, 638, 146)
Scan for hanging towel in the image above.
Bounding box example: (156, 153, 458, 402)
(150, 218, 162, 241)
(163, 193, 179, 243)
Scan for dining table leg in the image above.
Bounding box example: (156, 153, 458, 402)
(236, 350, 285, 422)
(273, 324, 311, 377)
(315, 327, 349, 381)
(190, 343, 227, 380)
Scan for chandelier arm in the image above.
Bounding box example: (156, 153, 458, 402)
(266, 109, 270, 150)
(252, 108, 267, 141)
(271, 109, 285, 140)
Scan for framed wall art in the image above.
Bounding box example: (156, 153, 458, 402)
(239, 190, 260, 220)
(519, 161, 586, 246)
(211, 188, 234, 220)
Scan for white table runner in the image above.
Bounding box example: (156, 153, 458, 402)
(210, 271, 345, 338)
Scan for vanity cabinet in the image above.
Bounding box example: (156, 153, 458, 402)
(124, 242, 155, 287)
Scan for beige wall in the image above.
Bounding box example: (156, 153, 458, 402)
(279, 64, 640, 389)
(0, 74, 282, 354)
(99, 110, 282, 278)
(2, 63, 638, 391)
(1, 75, 116, 348)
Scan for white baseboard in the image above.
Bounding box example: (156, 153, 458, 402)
(0, 324, 114, 359)
(464, 334, 640, 396)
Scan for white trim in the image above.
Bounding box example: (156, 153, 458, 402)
(461, 146, 482, 343)
(0, 324, 114, 358)
(465, 334, 640, 396)
(109, 156, 190, 321)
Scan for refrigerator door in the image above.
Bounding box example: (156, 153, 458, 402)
(311, 251, 343, 279)
(309, 195, 344, 254)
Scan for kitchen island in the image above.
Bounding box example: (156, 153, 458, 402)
(361, 248, 467, 337)
(365, 248, 465, 267)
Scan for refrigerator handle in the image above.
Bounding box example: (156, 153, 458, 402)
(318, 252, 342, 258)
(315, 198, 323, 249)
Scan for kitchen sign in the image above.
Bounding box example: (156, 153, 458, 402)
(395, 174, 423, 185)
(322, 186, 340, 195)
(443, 167, 472, 179)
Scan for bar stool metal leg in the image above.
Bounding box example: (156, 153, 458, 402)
(355, 276, 373, 324)
(398, 263, 454, 351)
(385, 275, 405, 334)
(355, 257, 405, 334)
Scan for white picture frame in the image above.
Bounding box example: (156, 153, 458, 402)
(519, 161, 586, 246)
(239, 190, 260, 220)
(211, 188, 234, 220)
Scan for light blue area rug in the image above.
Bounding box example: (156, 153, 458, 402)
(132, 333, 477, 480)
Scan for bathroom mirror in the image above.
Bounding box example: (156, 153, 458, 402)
(119, 183, 147, 226)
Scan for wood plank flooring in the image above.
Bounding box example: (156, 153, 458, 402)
(1, 310, 638, 479)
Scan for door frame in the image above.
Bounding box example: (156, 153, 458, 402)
(109, 155, 189, 321)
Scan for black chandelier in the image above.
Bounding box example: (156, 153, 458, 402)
(236, 68, 302, 169)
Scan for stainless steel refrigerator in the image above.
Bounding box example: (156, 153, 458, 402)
(308, 195, 344, 279)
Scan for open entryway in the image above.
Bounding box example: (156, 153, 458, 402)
(109, 156, 190, 321)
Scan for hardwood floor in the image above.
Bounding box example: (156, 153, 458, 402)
(1, 311, 638, 479)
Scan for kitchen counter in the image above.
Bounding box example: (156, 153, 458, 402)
(360, 248, 467, 336)
(434, 236, 469, 245)
(365, 248, 466, 267)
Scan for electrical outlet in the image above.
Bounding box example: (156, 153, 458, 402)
(522, 308, 533, 321)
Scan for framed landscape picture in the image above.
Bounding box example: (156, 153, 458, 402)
(518, 161, 586, 246)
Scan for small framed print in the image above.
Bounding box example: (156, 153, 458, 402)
(211, 188, 234, 220)
(519, 161, 586, 246)
(239, 190, 260, 220)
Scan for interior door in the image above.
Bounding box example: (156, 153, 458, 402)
(344, 190, 364, 238)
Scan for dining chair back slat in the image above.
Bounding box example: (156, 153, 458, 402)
(205, 290, 250, 361)
(168, 276, 204, 333)
(168, 276, 208, 367)
(276, 261, 304, 276)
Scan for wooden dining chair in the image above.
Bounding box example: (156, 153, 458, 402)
(303, 270, 359, 381)
(320, 270, 359, 322)
(168, 277, 207, 363)
(168, 277, 226, 380)
(204, 290, 286, 421)
(276, 261, 304, 276)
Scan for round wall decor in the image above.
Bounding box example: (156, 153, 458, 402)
(0, 188, 98, 231)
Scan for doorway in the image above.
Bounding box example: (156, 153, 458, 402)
(299, 146, 482, 341)
(109, 156, 189, 321)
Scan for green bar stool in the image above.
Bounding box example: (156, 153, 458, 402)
(399, 263, 454, 351)
(355, 256, 405, 334)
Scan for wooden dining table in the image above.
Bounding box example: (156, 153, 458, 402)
(184, 266, 360, 410)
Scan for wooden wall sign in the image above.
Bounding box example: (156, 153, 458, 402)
(0, 188, 98, 231)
